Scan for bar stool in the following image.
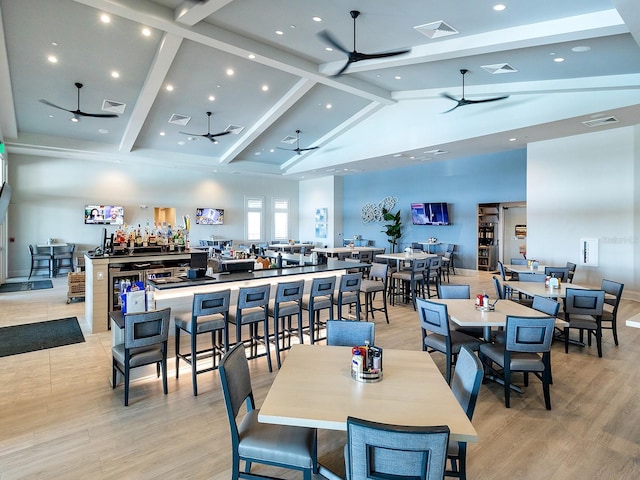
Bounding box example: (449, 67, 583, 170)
(228, 284, 273, 372)
(28, 244, 52, 279)
(175, 289, 231, 396)
(269, 279, 305, 368)
(333, 272, 362, 320)
(360, 262, 389, 323)
(390, 257, 426, 310)
(301, 275, 336, 344)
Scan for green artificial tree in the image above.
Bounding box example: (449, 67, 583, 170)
(381, 207, 402, 253)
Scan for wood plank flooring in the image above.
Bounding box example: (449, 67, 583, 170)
(0, 272, 639, 479)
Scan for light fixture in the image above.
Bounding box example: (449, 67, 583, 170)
(493, 4, 507, 12)
(111, 71, 120, 78)
(159, 131, 165, 136)
(142, 27, 151, 37)
(166, 84, 174, 91)
(98, 128, 109, 134)
(394, 76, 402, 80)
(47, 55, 58, 63)
(326, 104, 332, 109)
(261, 85, 269, 92)
(248, 54, 256, 59)
(553, 57, 565, 63)
(313, 16, 322, 22)
(100, 14, 110, 23)
(226, 68, 234, 76)
(509, 137, 517, 142)
(208, 95, 216, 101)
(275, 30, 284, 35)
(325, 47, 333, 52)
(71, 117, 79, 123)
(572, 46, 591, 53)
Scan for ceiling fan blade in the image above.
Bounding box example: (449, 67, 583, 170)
(441, 104, 462, 114)
(356, 49, 410, 61)
(210, 131, 231, 138)
(440, 92, 459, 102)
(179, 131, 200, 136)
(39, 99, 71, 112)
(277, 147, 297, 152)
(76, 111, 119, 118)
(318, 30, 350, 55)
(298, 146, 320, 152)
(464, 95, 510, 104)
(332, 60, 353, 77)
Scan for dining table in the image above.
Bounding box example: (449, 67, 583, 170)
(505, 281, 598, 299)
(503, 264, 549, 275)
(311, 246, 385, 258)
(259, 343, 477, 479)
(375, 251, 438, 270)
(36, 242, 68, 277)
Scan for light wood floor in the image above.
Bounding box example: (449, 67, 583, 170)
(1, 272, 639, 479)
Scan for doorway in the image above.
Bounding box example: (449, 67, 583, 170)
(500, 203, 527, 263)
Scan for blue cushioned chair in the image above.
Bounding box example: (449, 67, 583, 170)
(326, 320, 375, 347)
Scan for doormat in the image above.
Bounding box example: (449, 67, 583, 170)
(0, 280, 53, 293)
(0, 317, 85, 357)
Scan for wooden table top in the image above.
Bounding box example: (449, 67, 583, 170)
(503, 264, 549, 274)
(258, 344, 478, 443)
(505, 281, 593, 299)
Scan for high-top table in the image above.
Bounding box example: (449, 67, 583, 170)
(259, 343, 477, 479)
(37, 242, 68, 277)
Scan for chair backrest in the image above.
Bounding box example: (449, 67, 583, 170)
(237, 284, 271, 309)
(412, 258, 428, 274)
(368, 262, 388, 284)
(445, 244, 455, 254)
(219, 343, 255, 445)
(326, 320, 375, 346)
(566, 262, 577, 282)
(428, 256, 442, 270)
(601, 279, 624, 309)
(437, 284, 470, 299)
(338, 272, 362, 294)
(357, 251, 372, 263)
(517, 272, 546, 282)
(338, 252, 352, 261)
(275, 279, 305, 303)
(544, 266, 570, 282)
(497, 261, 507, 281)
(416, 298, 450, 338)
(504, 315, 556, 353)
(123, 308, 171, 349)
(346, 416, 449, 480)
(192, 290, 231, 318)
(411, 242, 424, 251)
(565, 289, 605, 317)
(309, 275, 337, 299)
(493, 276, 505, 299)
(451, 345, 484, 420)
(510, 258, 528, 265)
(531, 295, 560, 317)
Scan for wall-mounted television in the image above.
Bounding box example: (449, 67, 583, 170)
(195, 208, 224, 225)
(85, 205, 124, 225)
(411, 202, 450, 225)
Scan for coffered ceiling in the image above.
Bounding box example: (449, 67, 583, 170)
(1, 0, 639, 179)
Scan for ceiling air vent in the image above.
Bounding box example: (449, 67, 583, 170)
(102, 99, 126, 114)
(168, 114, 191, 126)
(424, 149, 448, 156)
(226, 124, 244, 135)
(414, 21, 458, 39)
(281, 135, 297, 144)
(582, 116, 618, 128)
(481, 63, 518, 74)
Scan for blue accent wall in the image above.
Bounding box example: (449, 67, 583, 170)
(342, 149, 527, 269)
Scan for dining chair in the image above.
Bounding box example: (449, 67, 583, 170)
(440, 250, 454, 282)
(326, 319, 375, 347)
(28, 244, 52, 279)
(333, 272, 362, 320)
(437, 284, 483, 340)
(492, 275, 506, 300)
(53, 243, 75, 277)
(301, 275, 336, 344)
(544, 266, 570, 282)
(345, 416, 449, 480)
(111, 308, 171, 406)
(562, 288, 606, 357)
(600, 279, 624, 346)
(391, 257, 426, 310)
(514, 271, 545, 306)
(360, 262, 389, 323)
(417, 298, 481, 384)
(566, 261, 577, 283)
(174, 290, 231, 396)
(510, 258, 528, 265)
(269, 279, 305, 368)
(228, 284, 273, 371)
(479, 315, 556, 409)
(446, 345, 483, 480)
(218, 344, 318, 480)
(425, 256, 442, 298)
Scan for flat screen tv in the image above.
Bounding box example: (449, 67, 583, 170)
(411, 202, 450, 225)
(85, 205, 124, 225)
(195, 208, 224, 225)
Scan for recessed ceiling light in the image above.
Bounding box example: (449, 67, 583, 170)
(394, 76, 402, 80)
(70, 117, 79, 123)
(493, 4, 507, 11)
(51, 42, 58, 47)
(509, 138, 517, 142)
(313, 16, 322, 22)
(159, 132, 165, 136)
(248, 54, 256, 59)
(178, 141, 185, 146)
(226, 68, 234, 76)
(142, 27, 151, 37)
(572, 45, 591, 53)
(393, 153, 402, 157)
(270, 149, 275, 153)
(275, 30, 284, 35)
(553, 57, 565, 63)
(289, 25, 296, 29)
(208, 95, 216, 101)
(254, 151, 261, 156)
(47, 55, 58, 63)
(111, 71, 120, 78)
(325, 47, 333, 52)
(166, 84, 174, 91)
(100, 14, 110, 23)
(98, 128, 109, 134)
(261, 85, 269, 92)
(326, 104, 332, 109)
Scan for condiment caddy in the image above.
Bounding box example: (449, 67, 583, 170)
(351, 342, 383, 383)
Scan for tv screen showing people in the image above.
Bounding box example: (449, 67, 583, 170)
(85, 205, 124, 225)
(411, 202, 450, 225)
(195, 208, 224, 225)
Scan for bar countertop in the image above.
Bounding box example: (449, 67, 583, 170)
(147, 260, 366, 290)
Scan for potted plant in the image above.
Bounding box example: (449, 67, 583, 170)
(381, 207, 402, 253)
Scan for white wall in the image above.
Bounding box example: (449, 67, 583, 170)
(527, 126, 639, 297)
(299, 176, 343, 247)
(7, 153, 299, 277)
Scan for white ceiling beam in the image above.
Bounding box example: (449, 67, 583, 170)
(175, 0, 233, 27)
(119, 33, 183, 153)
(219, 78, 316, 165)
(319, 9, 628, 74)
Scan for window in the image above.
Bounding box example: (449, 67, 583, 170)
(246, 196, 264, 242)
(273, 198, 289, 241)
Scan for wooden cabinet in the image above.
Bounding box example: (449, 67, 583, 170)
(477, 204, 499, 270)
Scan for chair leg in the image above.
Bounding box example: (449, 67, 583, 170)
(191, 332, 198, 396)
(543, 354, 552, 410)
(124, 364, 130, 407)
(596, 326, 602, 357)
(612, 320, 619, 346)
(162, 356, 168, 395)
(504, 364, 511, 408)
(564, 327, 569, 353)
(175, 326, 181, 378)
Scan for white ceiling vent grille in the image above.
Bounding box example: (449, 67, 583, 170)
(424, 149, 448, 156)
(414, 21, 458, 39)
(168, 114, 191, 126)
(582, 116, 618, 128)
(225, 124, 244, 134)
(281, 135, 297, 144)
(102, 99, 126, 114)
(481, 63, 518, 74)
